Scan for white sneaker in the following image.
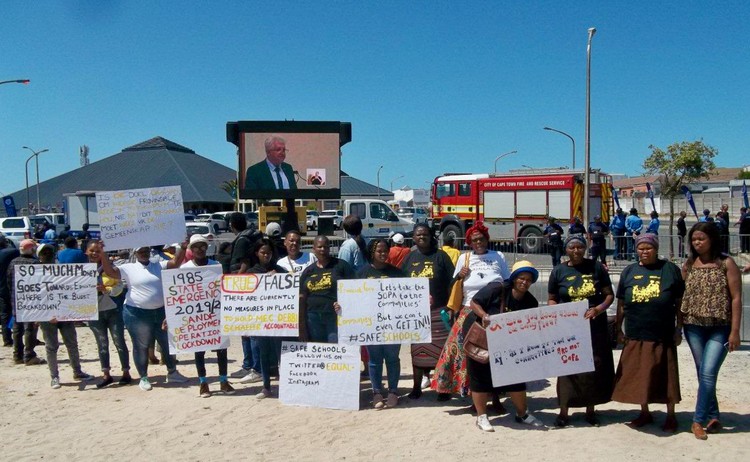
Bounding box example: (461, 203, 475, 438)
(476, 414, 495, 432)
(515, 413, 545, 427)
(239, 370, 262, 384)
(230, 367, 251, 378)
(50, 377, 61, 389)
(167, 370, 188, 383)
(139, 377, 153, 391)
(420, 375, 431, 389)
(256, 388, 272, 400)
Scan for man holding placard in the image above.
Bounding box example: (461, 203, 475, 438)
(7, 239, 44, 365)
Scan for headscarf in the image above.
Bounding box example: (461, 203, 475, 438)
(465, 221, 490, 244)
(564, 234, 587, 248)
(635, 233, 659, 250)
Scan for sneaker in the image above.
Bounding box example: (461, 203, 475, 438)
(373, 393, 385, 410)
(220, 381, 236, 394)
(199, 382, 211, 398)
(25, 357, 46, 366)
(476, 414, 495, 432)
(239, 370, 262, 384)
(230, 367, 251, 378)
(50, 377, 61, 389)
(139, 377, 153, 391)
(167, 371, 188, 383)
(386, 393, 399, 408)
(118, 375, 132, 386)
(96, 376, 114, 389)
(256, 388, 272, 400)
(420, 375, 430, 389)
(515, 413, 545, 427)
(74, 371, 94, 381)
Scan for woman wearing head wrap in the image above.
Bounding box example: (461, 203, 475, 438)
(432, 222, 510, 401)
(612, 233, 683, 433)
(400, 223, 455, 399)
(467, 261, 544, 431)
(548, 234, 615, 427)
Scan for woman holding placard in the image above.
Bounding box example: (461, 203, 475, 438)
(612, 233, 683, 433)
(433, 222, 510, 402)
(86, 241, 132, 388)
(466, 261, 545, 432)
(349, 238, 406, 409)
(182, 234, 234, 398)
(547, 235, 615, 427)
(400, 223, 455, 400)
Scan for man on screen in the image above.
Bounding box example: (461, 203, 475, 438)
(244, 136, 297, 191)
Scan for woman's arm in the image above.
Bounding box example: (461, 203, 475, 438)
(100, 250, 121, 279)
(166, 241, 187, 269)
(586, 285, 614, 320)
(674, 298, 683, 346)
(725, 257, 743, 352)
(469, 300, 491, 327)
(615, 299, 625, 344)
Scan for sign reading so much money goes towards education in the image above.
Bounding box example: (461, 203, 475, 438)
(486, 300, 594, 387)
(221, 273, 300, 336)
(337, 277, 431, 345)
(96, 186, 185, 251)
(279, 341, 361, 411)
(14, 264, 98, 322)
(162, 265, 228, 354)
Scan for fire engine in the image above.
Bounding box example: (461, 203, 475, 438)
(430, 168, 612, 253)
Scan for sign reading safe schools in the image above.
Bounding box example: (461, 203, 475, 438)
(14, 264, 98, 322)
(487, 300, 594, 387)
(221, 273, 299, 336)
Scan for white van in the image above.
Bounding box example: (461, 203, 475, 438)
(343, 199, 414, 239)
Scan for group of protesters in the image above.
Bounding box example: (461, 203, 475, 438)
(0, 211, 745, 440)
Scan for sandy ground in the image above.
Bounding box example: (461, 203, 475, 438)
(1, 328, 749, 462)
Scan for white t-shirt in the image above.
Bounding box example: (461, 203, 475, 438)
(118, 260, 169, 309)
(453, 250, 511, 306)
(181, 259, 219, 268)
(277, 252, 317, 274)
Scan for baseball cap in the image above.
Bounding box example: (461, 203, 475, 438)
(20, 239, 37, 252)
(36, 243, 55, 257)
(188, 234, 209, 248)
(392, 233, 405, 244)
(265, 222, 282, 237)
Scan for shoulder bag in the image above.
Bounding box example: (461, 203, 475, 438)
(446, 252, 471, 312)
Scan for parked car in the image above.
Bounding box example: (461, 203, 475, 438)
(30, 213, 66, 234)
(0, 216, 34, 247)
(245, 211, 259, 230)
(396, 207, 428, 224)
(184, 213, 197, 222)
(184, 223, 217, 257)
(306, 210, 319, 230)
(195, 214, 226, 234)
(319, 209, 344, 229)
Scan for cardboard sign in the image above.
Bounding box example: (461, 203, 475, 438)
(162, 265, 229, 354)
(486, 300, 594, 387)
(279, 341, 361, 411)
(337, 277, 431, 345)
(14, 264, 98, 322)
(96, 186, 185, 251)
(221, 273, 300, 337)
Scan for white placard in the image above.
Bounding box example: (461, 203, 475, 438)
(14, 264, 98, 322)
(162, 265, 229, 354)
(96, 186, 185, 251)
(221, 273, 300, 337)
(487, 300, 594, 387)
(279, 341, 361, 411)
(337, 277, 431, 345)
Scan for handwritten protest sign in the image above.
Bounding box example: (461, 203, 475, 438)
(221, 273, 299, 336)
(96, 186, 185, 251)
(162, 265, 228, 354)
(14, 264, 98, 322)
(279, 341, 361, 411)
(337, 277, 431, 345)
(486, 300, 594, 387)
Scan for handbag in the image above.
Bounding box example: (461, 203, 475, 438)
(446, 252, 471, 312)
(463, 322, 489, 364)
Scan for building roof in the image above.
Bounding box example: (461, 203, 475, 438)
(340, 171, 392, 198)
(613, 167, 744, 190)
(7, 136, 236, 211)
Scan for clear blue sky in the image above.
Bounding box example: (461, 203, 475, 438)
(1, 1, 748, 198)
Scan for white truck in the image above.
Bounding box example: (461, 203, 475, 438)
(342, 199, 414, 239)
(64, 191, 100, 239)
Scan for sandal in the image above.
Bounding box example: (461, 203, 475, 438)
(627, 412, 654, 428)
(555, 415, 570, 428)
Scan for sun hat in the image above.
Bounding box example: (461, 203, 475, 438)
(509, 260, 539, 283)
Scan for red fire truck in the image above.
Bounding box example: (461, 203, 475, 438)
(430, 168, 613, 253)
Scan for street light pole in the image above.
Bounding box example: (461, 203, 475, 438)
(376, 165, 384, 200)
(494, 150, 518, 173)
(390, 175, 404, 192)
(543, 127, 576, 169)
(583, 27, 596, 228)
(22, 146, 49, 214)
(0, 79, 30, 86)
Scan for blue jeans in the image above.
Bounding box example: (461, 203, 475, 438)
(241, 336, 261, 372)
(549, 245, 563, 267)
(625, 233, 635, 260)
(367, 344, 401, 394)
(89, 307, 130, 373)
(684, 324, 730, 424)
(306, 311, 338, 343)
(123, 305, 175, 378)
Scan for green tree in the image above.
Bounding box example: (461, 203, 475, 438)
(642, 140, 717, 258)
(220, 179, 238, 210)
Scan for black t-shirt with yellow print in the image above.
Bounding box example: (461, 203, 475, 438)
(400, 248, 455, 308)
(548, 258, 612, 309)
(299, 257, 355, 312)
